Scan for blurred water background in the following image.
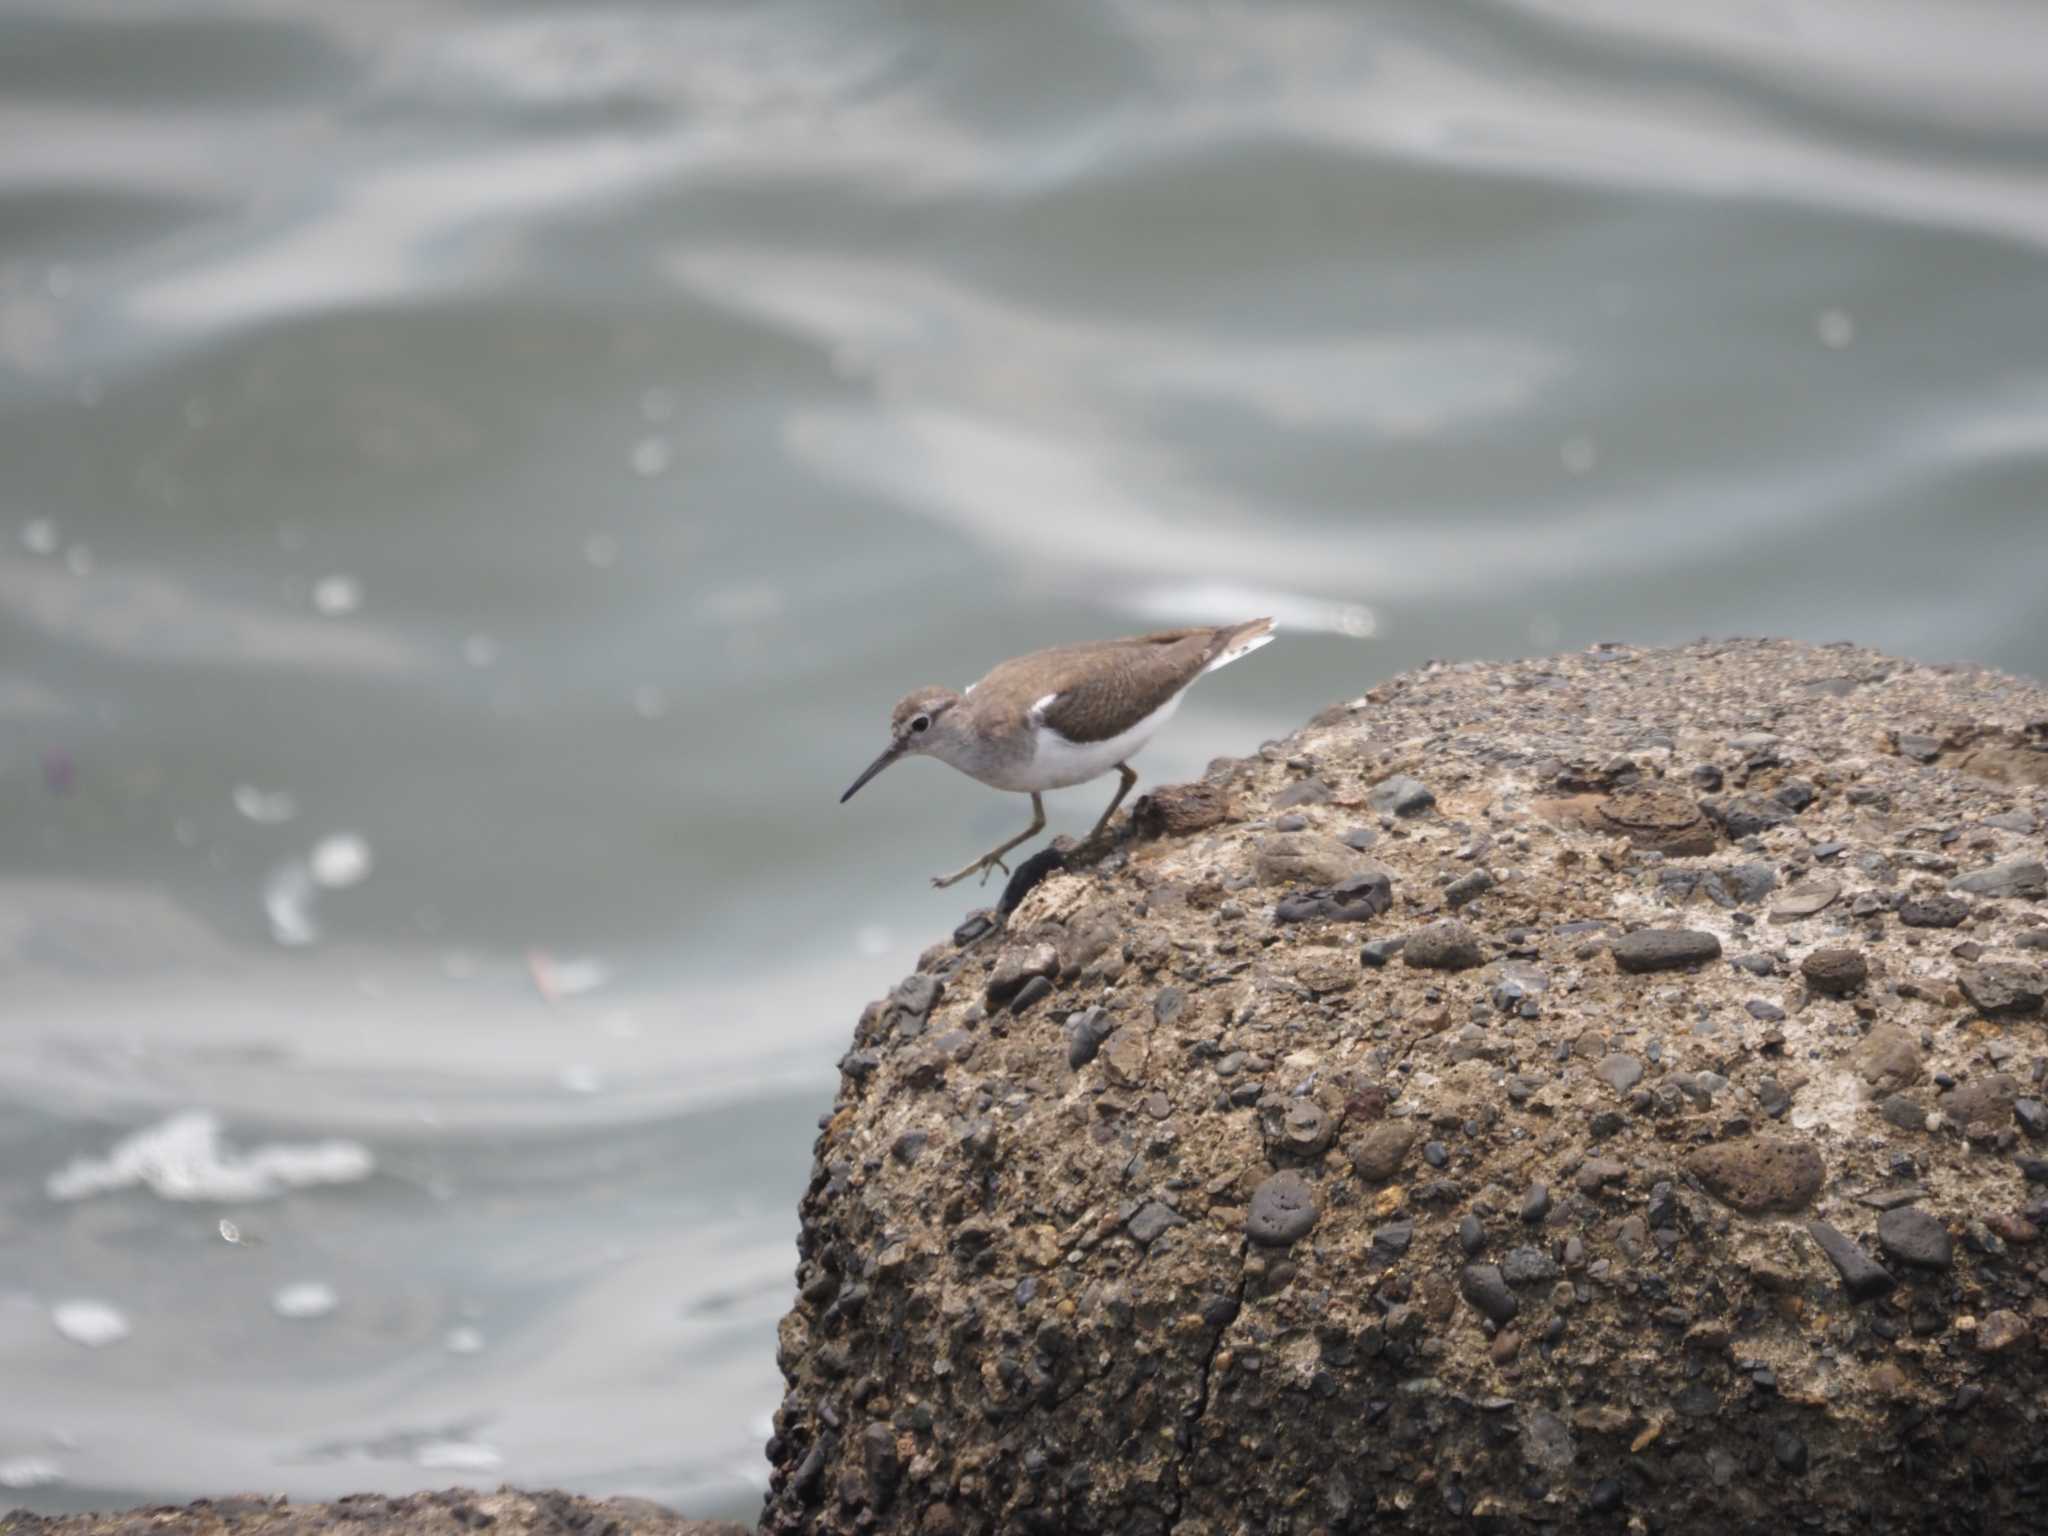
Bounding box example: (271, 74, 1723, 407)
(4, 0, 2048, 1519)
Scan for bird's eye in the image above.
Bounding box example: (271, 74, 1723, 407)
(911, 715, 930, 733)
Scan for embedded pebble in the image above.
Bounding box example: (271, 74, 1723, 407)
(1801, 947, 1867, 996)
(1876, 1207, 1953, 1271)
(1958, 963, 2045, 1018)
(1687, 1138, 1824, 1212)
(1366, 775, 1435, 816)
(1595, 1054, 1643, 1095)
(1459, 1264, 1518, 1324)
(1807, 1220, 1895, 1301)
(1611, 928, 1721, 973)
(1127, 1201, 1186, 1246)
(1951, 857, 2046, 900)
(1402, 919, 1484, 971)
(1246, 1173, 1318, 1246)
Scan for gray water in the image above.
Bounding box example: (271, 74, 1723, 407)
(4, 0, 2048, 1518)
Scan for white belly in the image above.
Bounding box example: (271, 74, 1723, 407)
(1015, 690, 1183, 791)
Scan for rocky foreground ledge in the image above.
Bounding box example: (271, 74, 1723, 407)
(763, 639, 2048, 1535)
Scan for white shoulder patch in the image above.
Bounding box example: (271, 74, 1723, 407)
(964, 682, 976, 695)
(1029, 691, 1061, 723)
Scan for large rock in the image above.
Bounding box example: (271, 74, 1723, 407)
(764, 641, 2048, 1535)
(1686, 1137, 1825, 1212)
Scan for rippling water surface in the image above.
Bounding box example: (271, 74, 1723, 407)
(4, 0, 2048, 1518)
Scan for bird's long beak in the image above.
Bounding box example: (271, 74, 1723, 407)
(840, 742, 904, 803)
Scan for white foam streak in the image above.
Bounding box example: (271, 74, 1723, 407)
(47, 1110, 373, 1204)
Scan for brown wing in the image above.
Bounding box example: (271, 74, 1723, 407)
(980, 627, 1226, 745)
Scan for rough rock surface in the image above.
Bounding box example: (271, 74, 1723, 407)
(765, 640, 2048, 1535)
(0, 1494, 746, 1536)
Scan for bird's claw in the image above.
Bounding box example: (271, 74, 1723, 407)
(931, 852, 1011, 890)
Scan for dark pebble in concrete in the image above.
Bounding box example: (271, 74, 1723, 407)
(1445, 870, 1493, 908)
(1596, 1053, 1644, 1094)
(1423, 1140, 1449, 1169)
(1246, 1172, 1319, 1246)
(1368, 1221, 1413, 1266)
(1775, 1431, 1809, 1474)
(1801, 946, 1868, 996)
(1774, 779, 1817, 813)
(1899, 894, 1971, 928)
(891, 973, 942, 1018)
(891, 1131, 929, 1165)
(2017, 1098, 2048, 1139)
(1341, 825, 1379, 851)
(1501, 1245, 1559, 1286)
(1460, 1263, 1518, 1324)
(1877, 1206, 1953, 1270)
(1126, 1201, 1186, 1246)
(1007, 974, 1053, 1015)
(1612, 928, 1722, 973)
(1880, 1095, 1928, 1131)
(1521, 1182, 1551, 1224)
(1403, 919, 1484, 971)
(1959, 962, 2046, 1017)
(1807, 1219, 1896, 1300)
(1458, 1214, 1486, 1254)
(1360, 937, 1405, 967)
(1577, 1157, 1627, 1194)
(1066, 1008, 1118, 1069)
(1367, 775, 1435, 816)
(952, 911, 995, 945)
(1951, 857, 2047, 900)
(1719, 796, 1791, 839)
(1273, 777, 1332, 808)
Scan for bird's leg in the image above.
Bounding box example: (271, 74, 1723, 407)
(932, 792, 1046, 889)
(1078, 763, 1139, 849)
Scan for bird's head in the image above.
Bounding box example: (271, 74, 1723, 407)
(840, 687, 964, 802)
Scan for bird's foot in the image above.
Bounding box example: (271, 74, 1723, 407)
(931, 851, 1011, 890)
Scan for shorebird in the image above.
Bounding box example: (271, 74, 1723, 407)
(841, 619, 1275, 887)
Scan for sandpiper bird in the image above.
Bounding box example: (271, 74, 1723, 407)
(841, 619, 1275, 888)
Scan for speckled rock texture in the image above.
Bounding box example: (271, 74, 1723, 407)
(764, 640, 2048, 1535)
(0, 1492, 747, 1536)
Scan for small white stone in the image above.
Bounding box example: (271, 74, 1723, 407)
(52, 1300, 129, 1348)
